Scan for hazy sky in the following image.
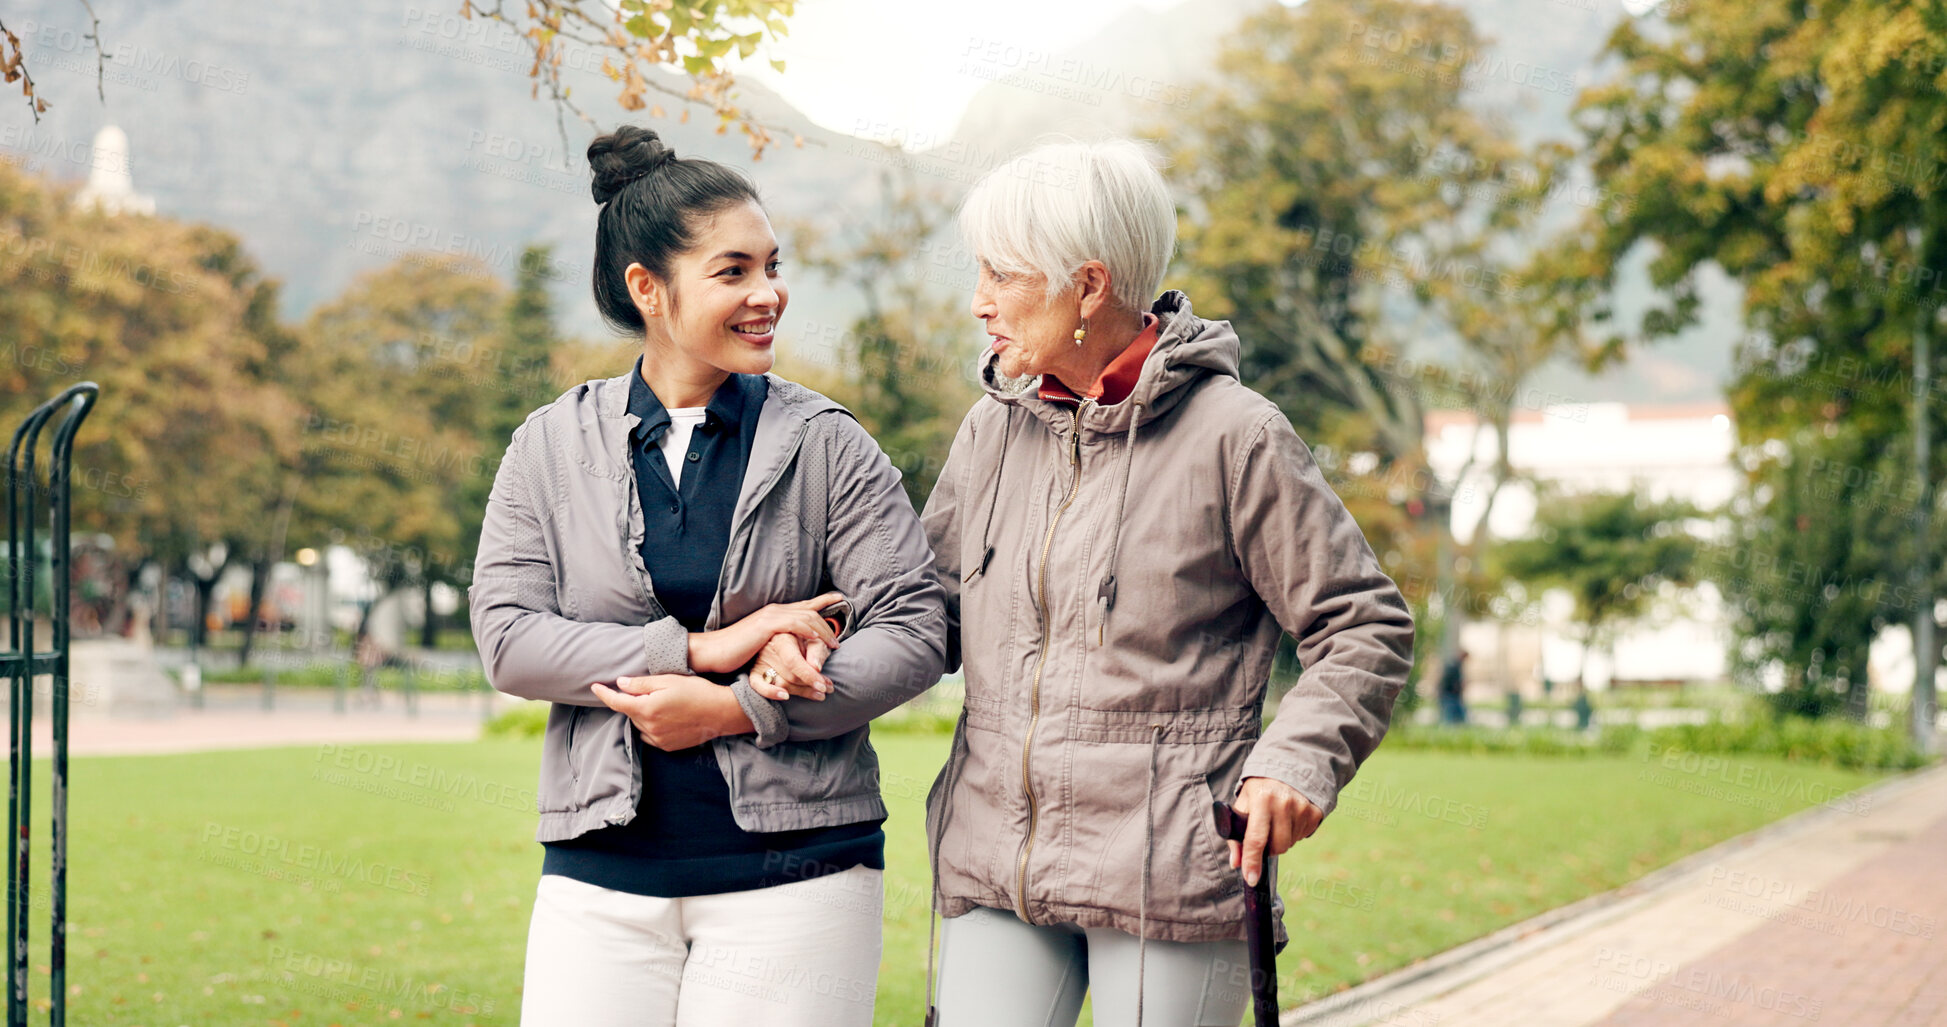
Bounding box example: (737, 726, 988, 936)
(736, 0, 1187, 143)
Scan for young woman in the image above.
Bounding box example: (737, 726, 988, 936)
(919, 139, 1416, 1025)
(469, 125, 947, 1027)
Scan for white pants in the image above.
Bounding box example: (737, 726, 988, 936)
(519, 867, 883, 1026)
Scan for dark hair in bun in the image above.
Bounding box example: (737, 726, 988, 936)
(587, 125, 761, 334)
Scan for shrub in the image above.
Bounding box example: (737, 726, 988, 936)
(483, 702, 549, 740)
(1646, 715, 1928, 771)
(1382, 715, 1926, 771)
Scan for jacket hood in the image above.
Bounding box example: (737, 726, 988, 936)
(978, 290, 1240, 435)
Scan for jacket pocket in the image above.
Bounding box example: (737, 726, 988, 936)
(564, 705, 584, 783)
(932, 705, 1012, 906)
(538, 703, 604, 816)
(539, 705, 632, 819)
(1073, 769, 1242, 930)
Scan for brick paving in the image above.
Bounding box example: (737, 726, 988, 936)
(1596, 794, 1947, 1027)
(1287, 764, 1947, 1027)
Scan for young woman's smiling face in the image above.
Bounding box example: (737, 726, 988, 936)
(634, 199, 787, 378)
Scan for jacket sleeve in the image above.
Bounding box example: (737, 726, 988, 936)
(918, 404, 981, 675)
(1230, 410, 1416, 816)
(468, 421, 694, 707)
(729, 415, 948, 746)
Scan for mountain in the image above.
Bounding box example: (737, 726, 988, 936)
(932, 0, 1741, 408)
(0, 0, 1739, 406)
(1, 0, 892, 346)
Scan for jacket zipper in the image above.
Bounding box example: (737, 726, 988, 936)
(1015, 402, 1085, 924)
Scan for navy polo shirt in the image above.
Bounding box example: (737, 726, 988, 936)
(541, 356, 884, 897)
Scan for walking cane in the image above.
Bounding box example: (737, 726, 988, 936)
(1212, 800, 1279, 1026)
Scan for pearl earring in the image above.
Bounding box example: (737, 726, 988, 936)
(1074, 318, 1088, 347)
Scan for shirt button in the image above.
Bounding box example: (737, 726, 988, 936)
(686, 451, 700, 462)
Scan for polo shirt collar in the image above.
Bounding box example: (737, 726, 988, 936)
(627, 354, 756, 448)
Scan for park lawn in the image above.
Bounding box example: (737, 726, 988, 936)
(25, 734, 1885, 1026)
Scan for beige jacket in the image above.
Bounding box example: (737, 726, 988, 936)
(920, 291, 1416, 943)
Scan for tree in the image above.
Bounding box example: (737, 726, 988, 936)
(458, 0, 800, 155)
(489, 246, 569, 444)
(1495, 490, 1704, 697)
(1563, 0, 1946, 743)
(1713, 421, 1916, 719)
(450, 244, 570, 644)
(293, 255, 507, 653)
(788, 167, 980, 510)
(0, 159, 299, 650)
(7, 2, 798, 153)
(0, 1, 104, 121)
(1160, 0, 1581, 669)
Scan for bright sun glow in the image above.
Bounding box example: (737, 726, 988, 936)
(733, 0, 1184, 146)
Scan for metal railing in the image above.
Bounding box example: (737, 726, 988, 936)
(2, 383, 99, 1027)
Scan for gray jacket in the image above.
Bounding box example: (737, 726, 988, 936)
(469, 367, 947, 842)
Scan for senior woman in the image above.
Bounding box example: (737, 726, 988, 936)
(919, 139, 1416, 1026)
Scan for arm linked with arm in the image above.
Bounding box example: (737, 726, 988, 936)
(1231, 412, 1417, 816)
(468, 423, 694, 707)
(730, 415, 948, 747)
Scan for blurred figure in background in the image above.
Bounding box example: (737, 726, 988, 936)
(1439, 649, 1468, 726)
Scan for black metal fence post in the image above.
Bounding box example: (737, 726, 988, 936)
(3, 383, 98, 1027)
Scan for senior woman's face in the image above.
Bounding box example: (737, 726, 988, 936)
(971, 260, 1080, 379)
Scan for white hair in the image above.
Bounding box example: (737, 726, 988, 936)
(957, 138, 1176, 313)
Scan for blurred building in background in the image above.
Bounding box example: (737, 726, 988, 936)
(1424, 402, 1736, 696)
(72, 125, 155, 217)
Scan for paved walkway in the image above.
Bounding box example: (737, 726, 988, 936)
(15, 687, 493, 757)
(1287, 763, 1947, 1026)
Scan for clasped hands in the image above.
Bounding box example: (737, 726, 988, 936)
(590, 593, 843, 751)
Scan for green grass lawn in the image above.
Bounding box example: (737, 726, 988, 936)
(22, 733, 1885, 1025)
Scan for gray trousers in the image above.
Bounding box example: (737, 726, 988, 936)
(935, 905, 1252, 1026)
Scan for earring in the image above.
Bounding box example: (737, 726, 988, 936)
(1074, 318, 1088, 347)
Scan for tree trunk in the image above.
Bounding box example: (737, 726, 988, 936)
(116, 557, 150, 639)
(1913, 297, 1936, 752)
(1576, 631, 1593, 697)
(184, 550, 231, 654)
(353, 593, 376, 657)
(1843, 652, 1872, 721)
(156, 569, 170, 645)
(189, 572, 216, 652)
(237, 555, 273, 668)
(419, 577, 437, 650)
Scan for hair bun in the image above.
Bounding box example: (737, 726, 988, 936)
(588, 125, 677, 205)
